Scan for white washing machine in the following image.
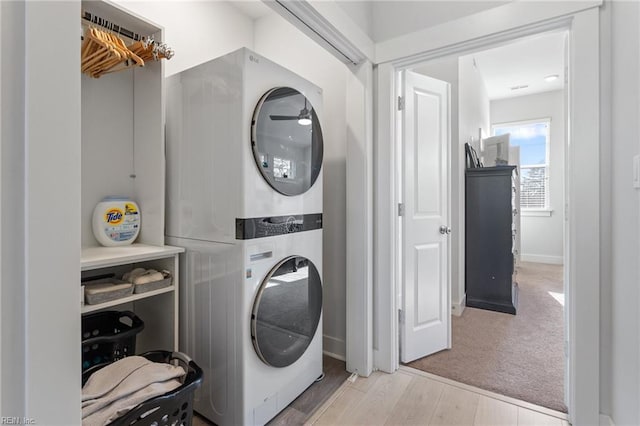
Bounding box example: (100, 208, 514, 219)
(166, 48, 324, 244)
(166, 230, 322, 426)
(165, 48, 324, 425)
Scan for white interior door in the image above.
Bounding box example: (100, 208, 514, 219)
(400, 71, 451, 363)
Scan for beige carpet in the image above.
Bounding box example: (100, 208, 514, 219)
(407, 262, 566, 413)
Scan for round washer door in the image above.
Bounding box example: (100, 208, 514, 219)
(251, 256, 322, 368)
(251, 87, 324, 196)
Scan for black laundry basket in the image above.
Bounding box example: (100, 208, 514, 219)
(81, 310, 144, 371)
(82, 351, 204, 426)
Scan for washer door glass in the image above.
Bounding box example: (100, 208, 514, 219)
(251, 256, 322, 368)
(251, 87, 323, 196)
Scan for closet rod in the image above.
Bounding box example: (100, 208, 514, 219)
(82, 11, 144, 42)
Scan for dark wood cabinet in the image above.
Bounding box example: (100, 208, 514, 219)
(465, 166, 518, 314)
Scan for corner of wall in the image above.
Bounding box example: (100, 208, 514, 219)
(23, 1, 81, 422)
(600, 414, 615, 426)
(323, 335, 347, 361)
(452, 294, 466, 317)
(598, 1, 613, 415)
(0, 0, 26, 416)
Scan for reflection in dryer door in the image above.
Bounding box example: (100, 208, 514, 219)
(251, 256, 322, 368)
(251, 87, 324, 196)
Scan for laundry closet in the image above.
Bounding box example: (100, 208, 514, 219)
(80, 0, 180, 355)
(77, 2, 211, 424)
(78, 1, 326, 425)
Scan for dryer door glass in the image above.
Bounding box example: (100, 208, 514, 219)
(251, 256, 322, 368)
(251, 87, 324, 196)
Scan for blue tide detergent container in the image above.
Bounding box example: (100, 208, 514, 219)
(92, 197, 141, 246)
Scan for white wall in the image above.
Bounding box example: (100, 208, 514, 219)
(374, 2, 602, 64)
(491, 90, 565, 264)
(606, 1, 640, 424)
(370, 1, 508, 43)
(459, 56, 491, 149)
(458, 55, 491, 308)
(25, 3, 82, 421)
(253, 12, 350, 359)
(0, 0, 26, 416)
(1, 1, 82, 422)
(335, 1, 373, 42)
(119, 1, 254, 76)
(599, 1, 613, 416)
(345, 61, 374, 374)
(0, 0, 3, 411)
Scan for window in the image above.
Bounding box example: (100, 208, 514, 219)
(273, 157, 295, 180)
(492, 119, 550, 210)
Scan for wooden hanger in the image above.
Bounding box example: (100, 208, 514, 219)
(88, 29, 129, 76)
(111, 31, 144, 67)
(129, 39, 154, 61)
(94, 31, 145, 76)
(82, 27, 121, 76)
(80, 18, 173, 78)
(129, 38, 173, 62)
(82, 26, 145, 78)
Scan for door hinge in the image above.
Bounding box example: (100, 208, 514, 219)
(398, 203, 405, 217)
(399, 309, 405, 324)
(397, 96, 405, 111)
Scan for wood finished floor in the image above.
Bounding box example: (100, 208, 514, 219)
(194, 356, 568, 426)
(193, 355, 350, 426)
(308, 367, 569, 426)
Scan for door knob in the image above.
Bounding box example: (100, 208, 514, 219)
(439, 226, 451, 235)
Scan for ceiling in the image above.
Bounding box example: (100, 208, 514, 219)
(227, 0, 272, 20)
(337, 1, 510, 43)
(470, 31, 566, 100)
(226, 0, 564, 101)
(230, 1, 512, 43)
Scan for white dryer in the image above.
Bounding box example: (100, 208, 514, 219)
(166, 48, 323, 244)
(165, 48, 325, 426)
(166, 229, 323, 426)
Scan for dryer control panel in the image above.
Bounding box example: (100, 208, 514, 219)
(235, 213, 322, 240)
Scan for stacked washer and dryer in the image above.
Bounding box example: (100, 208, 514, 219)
(165, 48, 324, 426)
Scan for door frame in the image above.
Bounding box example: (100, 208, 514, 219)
(374, 7, 600, 426)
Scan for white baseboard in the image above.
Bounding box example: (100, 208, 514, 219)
(323, 335, 346, 359)
(520, 254, 564, 265)
(452, 294, 466, 317)
(600, 414, 614, 426)
(323, 350, 346, 361)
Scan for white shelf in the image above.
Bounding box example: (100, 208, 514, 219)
(81, 244, 184, 271)
(81, 285, 175, 314)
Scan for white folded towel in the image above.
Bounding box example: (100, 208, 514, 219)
(122, 268, 146, 283)
(122, 268, 167, 285)
(132, 270, 164, 285)
(82, 356, 185, 426)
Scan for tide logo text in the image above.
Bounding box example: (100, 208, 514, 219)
(105, 208, 124, 225)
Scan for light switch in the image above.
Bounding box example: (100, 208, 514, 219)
(634, 155, 640, 189)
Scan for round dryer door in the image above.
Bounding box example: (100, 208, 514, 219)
(251, 87, 323, 196)
(251, 256, 322, 368)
